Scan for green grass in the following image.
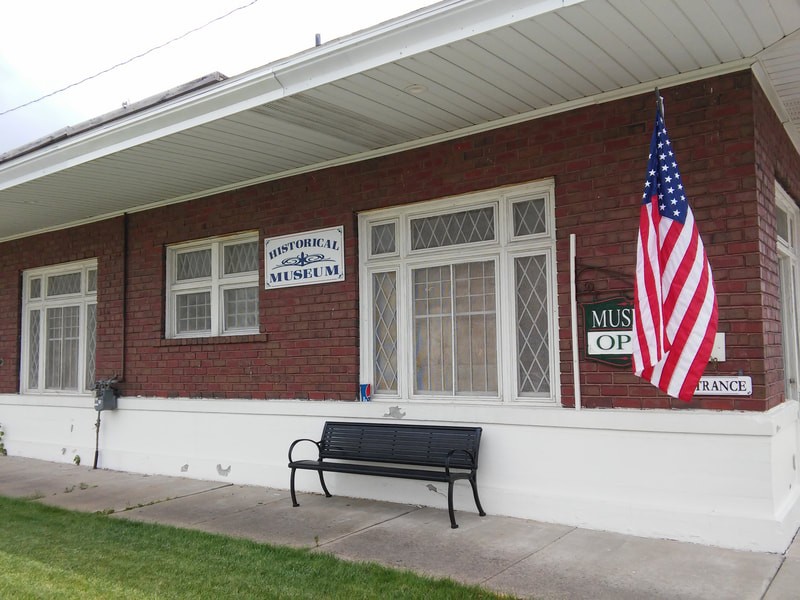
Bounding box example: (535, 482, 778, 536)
(0, 496, 511, 599)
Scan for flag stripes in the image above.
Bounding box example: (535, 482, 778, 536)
(632, 106, 718, 401)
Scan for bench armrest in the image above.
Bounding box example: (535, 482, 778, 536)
(444, 448, 476, 475)
(288, 438, 322, 462)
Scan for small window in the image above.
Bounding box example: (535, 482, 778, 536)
(47, 272, 82, 296)
(166, 233, 259, 338)
(778, 205, 791, 245)
(410, 206, 495, 251)
(512, 197, 547, 238)
(29, 278, 42, 300)
(370, 222, 397, 256)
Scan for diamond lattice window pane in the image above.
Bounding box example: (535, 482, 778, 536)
(177, 249, 212, 281)
(410, 207, 495, 250)
(372, 272, 397, 392)
(176, 292, 212, 333)
(223, 287, 258, 330)
(28, 310, 40, 388)
(85, 304, 96, 390)
(515, 255, 550, 394)
(87, 269, 97, 293)
(30, 278, 41, 300)
(47, 272, 81, 296)
(224, 241, 258, 275)
(777, 207, 790, 243)
(513, 198, 547, 237)
(371, 223, 396, 255)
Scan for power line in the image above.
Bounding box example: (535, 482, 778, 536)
(0, 0, 260, 118)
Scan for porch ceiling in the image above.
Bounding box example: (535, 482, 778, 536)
(1, 0, 799, 242)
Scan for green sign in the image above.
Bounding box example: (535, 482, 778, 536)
(583, 297, 633, 368)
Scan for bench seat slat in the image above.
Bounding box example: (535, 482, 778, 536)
(288, 460, 473, 482)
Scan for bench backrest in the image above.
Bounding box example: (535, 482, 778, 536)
(319, 421, 482, 469)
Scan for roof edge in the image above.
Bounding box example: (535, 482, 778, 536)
(0, 0, 582, 191)
(0, 60, 752, 244)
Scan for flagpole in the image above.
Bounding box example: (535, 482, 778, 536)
(655, 87, 664, 116)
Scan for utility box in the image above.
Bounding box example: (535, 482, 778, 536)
(94, 379, 119, 411)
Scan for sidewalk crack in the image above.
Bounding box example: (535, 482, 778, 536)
(478, 526, 577, 585)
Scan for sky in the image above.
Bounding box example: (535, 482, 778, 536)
(0, 0, 435, 155)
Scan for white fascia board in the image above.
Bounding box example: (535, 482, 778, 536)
(0, 71, 284, 191)
(0, 0, 584, 192)
(271, 0, 584, 94)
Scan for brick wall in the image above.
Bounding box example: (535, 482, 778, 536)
(0, 217, 126, 392)
(753, 79, 800, 410)
(1, 71, 796, 410)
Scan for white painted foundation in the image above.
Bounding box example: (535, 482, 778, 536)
(1, 394, 798, 553)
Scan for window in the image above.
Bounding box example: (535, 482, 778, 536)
(166, 233, 259, 338)
(777, 183, 800, 402)
(359, 180, 558, 404)
(21, 260, 97, 393)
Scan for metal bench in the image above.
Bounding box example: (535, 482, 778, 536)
(288, 421, 486, 528)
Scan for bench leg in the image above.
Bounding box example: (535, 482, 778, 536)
(318, 471, 332, 498)
(470, 476, 486, 517)
(290, 468, 300, 507)
(447, 481, 459, 529)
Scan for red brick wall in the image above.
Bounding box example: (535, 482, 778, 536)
(0, 217, 126, 392)
(555, 73, 770, 409)
(753, 79, 800, 410)
(1, 70, 795, 410)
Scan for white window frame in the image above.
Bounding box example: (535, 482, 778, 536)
(21, 259, 97, 395)
(776, 183, 800, 402)
(166, 232, 260, 339)
(359, 179, 559, 405)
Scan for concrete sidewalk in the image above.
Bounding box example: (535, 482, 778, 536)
(0, 456, 797, 599)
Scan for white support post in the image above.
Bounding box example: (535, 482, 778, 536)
(570, 233, 581, 410)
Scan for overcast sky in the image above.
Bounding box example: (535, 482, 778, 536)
(0, 0, 435, 155)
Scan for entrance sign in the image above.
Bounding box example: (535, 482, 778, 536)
(694, 376, 752, 396)
(265, 226, 344, 289)
(583, 297, 633, 368)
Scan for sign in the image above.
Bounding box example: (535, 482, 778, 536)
(583, 297, 633, 367)
(265, 226, 344, 289)
(694, 376, 752, 396)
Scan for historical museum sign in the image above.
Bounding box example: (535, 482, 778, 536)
(265, 226, 345, 289)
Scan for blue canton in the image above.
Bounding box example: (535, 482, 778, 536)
(642, 112, 687, 225)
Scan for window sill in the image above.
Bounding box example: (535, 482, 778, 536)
(161, 333, 268, 346)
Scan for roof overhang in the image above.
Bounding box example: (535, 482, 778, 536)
(2, 0, 799, 242)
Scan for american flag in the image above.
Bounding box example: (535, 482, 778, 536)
(632, 105, 718, 401)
